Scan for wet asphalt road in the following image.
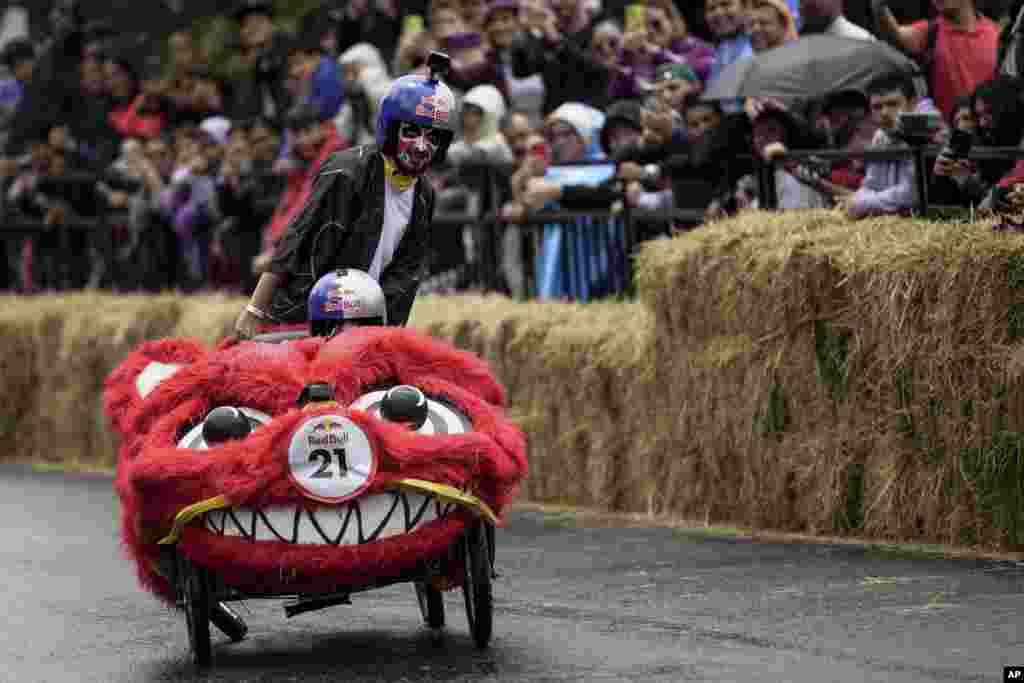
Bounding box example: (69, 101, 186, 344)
(3, 465, 1024, 683)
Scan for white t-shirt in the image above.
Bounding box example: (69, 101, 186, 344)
(827, 16, 876, 42)
(368, 179, 416, 281)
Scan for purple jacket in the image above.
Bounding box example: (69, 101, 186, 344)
(670, 36, 714, 84)
(607, 47, 686, 100)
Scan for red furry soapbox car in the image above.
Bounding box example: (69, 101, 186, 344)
(103, 325, 528, 668)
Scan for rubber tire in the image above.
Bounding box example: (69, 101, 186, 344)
(179, 554, 213, 669)
(415, 581, 446, 628)
(210, 601, 248, 643)
(462, 521, 493, 649)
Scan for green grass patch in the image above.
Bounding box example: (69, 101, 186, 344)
(539, 511, 580, 529)
(29, 461, 114, 476)
(1008, 252, 1024, 290)
(834, 462, 865, 532)
(862, 542, 950, 561)
(754, 379, 788, 436)
(814, 319, 850, 401)
(0, 413, 16, 439)
(961, 430, 1024, 548)
(673, 525, 749, 541)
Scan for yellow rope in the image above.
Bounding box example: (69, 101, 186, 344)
(157, 495, 231, 545)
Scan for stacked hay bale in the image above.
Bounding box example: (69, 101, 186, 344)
(0, 301, 49, 465)
(0, 293, 242, 469)
(637, 210, 1024, 549)
(4, 208, 1023, 551)
(411, 295, 660, 510)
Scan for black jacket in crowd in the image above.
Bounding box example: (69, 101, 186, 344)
(509, 27, 611, 115)
(267, 144, 436, 327)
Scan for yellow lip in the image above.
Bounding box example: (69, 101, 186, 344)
(157, 480, 496, 545)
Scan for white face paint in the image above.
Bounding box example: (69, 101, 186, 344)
(394, 122, 444, 175)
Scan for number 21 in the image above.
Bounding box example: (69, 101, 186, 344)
(309, 448, 348, 478)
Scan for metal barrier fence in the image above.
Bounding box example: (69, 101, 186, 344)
(760, 145, 1024, 213)
(440, 146, 1024, 302)
(6, 146, 1024, 297)
(432, 204, 705, 301)
(431, 162, 704, 301)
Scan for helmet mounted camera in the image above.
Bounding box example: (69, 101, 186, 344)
(376, 51, 456, 166)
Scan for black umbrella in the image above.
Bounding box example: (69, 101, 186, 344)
(704, 34, 922, 101)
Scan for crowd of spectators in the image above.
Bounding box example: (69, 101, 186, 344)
(1, 0, 1024, 299)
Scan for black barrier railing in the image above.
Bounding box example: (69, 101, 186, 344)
(760, 146, 1024, 214)
(8, 145, 1024, 298)
(433, 146, 1024, 301)
(433, 202, 704, 301)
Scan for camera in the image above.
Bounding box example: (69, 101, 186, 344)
(944, 128, 973, 160)
(895, 112, 942, 145)
(427, 51, 451, 81)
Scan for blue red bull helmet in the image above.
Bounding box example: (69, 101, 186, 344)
(308, 269, 387, 337)
(376, 52, 456, 166)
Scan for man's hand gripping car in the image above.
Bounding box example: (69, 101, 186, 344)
(103, 326, 528, 665)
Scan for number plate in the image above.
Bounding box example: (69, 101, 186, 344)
(287, 415, 377, 503)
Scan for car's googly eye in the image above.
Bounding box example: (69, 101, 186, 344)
(177, 407, 271, 449)
(350, 387, 472, 435)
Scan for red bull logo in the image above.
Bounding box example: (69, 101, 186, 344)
(324, 286, 360, 314)
(322, 296, 360, 314)
(311, 418, 340, 433)
(415, 94, 450, 124)
(307, 418, 349, 447)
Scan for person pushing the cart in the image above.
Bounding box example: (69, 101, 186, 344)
(234, 52, 457, 339)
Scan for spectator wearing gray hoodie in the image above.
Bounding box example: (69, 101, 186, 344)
(334, 43, 391, 147)
(447, 84, 513, 169)
(441, 84, 513, 287)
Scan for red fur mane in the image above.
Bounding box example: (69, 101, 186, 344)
(104, 328, 527, 602)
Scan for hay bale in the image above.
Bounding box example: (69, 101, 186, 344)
(3, 207, 1023, 552)
(171, 292, 246, 343)
(44, 293, 183, 468)
(413, 294, 659, 510)
(635, 210, 851, 350)
(638, 210, 1024, 549)
(0, 301, 45, 462)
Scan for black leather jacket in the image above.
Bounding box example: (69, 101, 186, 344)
(267, 145, 436, 326)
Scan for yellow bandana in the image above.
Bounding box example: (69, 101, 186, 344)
(384, 157, 417, 192)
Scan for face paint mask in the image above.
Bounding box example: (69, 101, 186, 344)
(393, 122, 443, 176)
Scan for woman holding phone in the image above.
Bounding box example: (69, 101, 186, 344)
(394, 4, 489, 78)
(509, 0, 611, 115)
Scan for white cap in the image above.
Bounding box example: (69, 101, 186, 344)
(199, 116, 232, 146)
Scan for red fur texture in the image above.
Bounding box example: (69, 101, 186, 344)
(104, 328, 528, 603)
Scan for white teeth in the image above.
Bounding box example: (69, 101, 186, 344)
(205, 510, 226, 533)
(224, 510, 250, 537)
(414, 496, 439, 526)
(202, 491, 456, 546)
(295, 508, 321, 545)
(363, 492, 406, 541)
(404, 493, 433, 528)
(260, 507, 297, 543)
(309, 504, 353, 544)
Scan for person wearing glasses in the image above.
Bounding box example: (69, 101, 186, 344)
(234, 53, 456, 339)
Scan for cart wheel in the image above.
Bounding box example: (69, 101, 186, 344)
(462, 521, 493, 649)
(178, 554, 212, 668)
(415, 581, 445, 628)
